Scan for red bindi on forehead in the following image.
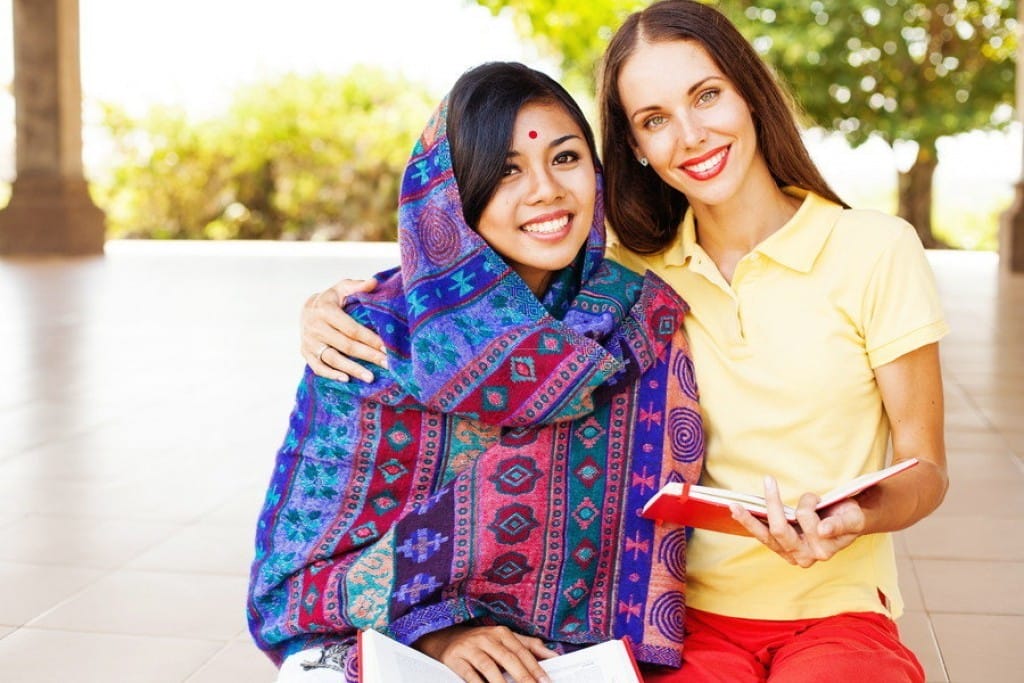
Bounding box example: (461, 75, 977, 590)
(528, 130, 538, 139)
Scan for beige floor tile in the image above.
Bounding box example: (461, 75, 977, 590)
(902, 515, 1024, 561)
(0, 510, 27, 532)
(942, 451, 1023, 483)
(928, 478, 1024, 519)
(942, 408, 991, 431)
(0, 561, 103, 626)
(930, 614, 1024, 683)
(943, 430, 1014, 454)
(0, 476, 241, 524)
(914, 559, 1024, 615)
(27, 570, 249, 640)
(897, 611, 948, 683)
(186, 638, 278, 683)
(126, 522, 255, 576)
(202, 483, 268, 526)
(1008, 433, 1024, 458)
(0, 438, 175, 485)
(896, 554, 925, 612)
(0, 627, 224, 683)
(0, 244, 1018, 681)
(0, 515, 180, 569)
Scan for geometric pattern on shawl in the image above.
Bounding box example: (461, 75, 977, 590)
(346, 96, 617, 425)
(247, 96, 705, 679)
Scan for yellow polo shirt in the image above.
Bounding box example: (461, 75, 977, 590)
(607, 188, 948, 620)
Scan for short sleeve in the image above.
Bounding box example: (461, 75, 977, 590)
(862, 223, 949, 368)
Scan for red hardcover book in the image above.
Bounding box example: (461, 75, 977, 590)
(641, 459, 920, 536)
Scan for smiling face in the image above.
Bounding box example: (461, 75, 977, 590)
(618, 38, 774, 213)
(475, 101, 597, 297)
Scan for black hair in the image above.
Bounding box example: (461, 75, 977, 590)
(448, 62, 599, 229)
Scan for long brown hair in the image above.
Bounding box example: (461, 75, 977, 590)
(599, 0, 846, 254)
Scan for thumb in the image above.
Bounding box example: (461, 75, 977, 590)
(350, 277, 379, 294)
(819, 503, 864, 538)
(335, 277, 378, 300)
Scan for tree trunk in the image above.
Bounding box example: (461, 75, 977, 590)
(897, 140, 945, 248)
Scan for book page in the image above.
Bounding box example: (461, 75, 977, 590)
(361, 631, 639, 683)
(659, 483, 795, 518)
(361, 629, 460, 683)
(538, 640, 640, 683)
(815, 459, 919, 510)
(687, 486, 780, 514)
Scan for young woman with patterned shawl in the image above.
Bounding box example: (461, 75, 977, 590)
(248, 62, 704, 683)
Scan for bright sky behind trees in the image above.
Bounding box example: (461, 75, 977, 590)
(0, 0, 1019, 247)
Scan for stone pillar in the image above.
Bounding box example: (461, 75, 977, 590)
(0, 0, 105, 255)
(999, 2, 1024, 273)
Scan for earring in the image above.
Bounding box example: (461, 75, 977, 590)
(639, 157, 649, 167)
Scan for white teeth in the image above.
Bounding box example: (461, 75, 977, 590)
(686, 148, 727, 174)
(522, 215, 569, 234)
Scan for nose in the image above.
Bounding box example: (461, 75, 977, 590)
(526, 166, 565, 204)
(676, 111, 707, 150)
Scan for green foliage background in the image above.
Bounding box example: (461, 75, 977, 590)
(475, 0, 1017, 248)
(92, 68, 435, 240)
(0, 1, 1012, 248)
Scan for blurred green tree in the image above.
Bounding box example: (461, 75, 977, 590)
(95, 67, 434, 240)
(474, 0, 1017, 246)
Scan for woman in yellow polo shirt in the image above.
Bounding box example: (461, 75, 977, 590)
(299, 3, 946, 681)
(596, 2, 945, 681)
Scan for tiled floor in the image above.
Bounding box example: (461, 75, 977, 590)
(0, 240, 1020, 682)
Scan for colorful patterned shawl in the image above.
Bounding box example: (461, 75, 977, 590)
(248, 98, 704, 678)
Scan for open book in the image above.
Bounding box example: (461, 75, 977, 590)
(358, 628, 642, 683)
(640, 458, 919, 536)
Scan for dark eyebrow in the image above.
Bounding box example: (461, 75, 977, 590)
(507, 133, 583, 157)
(550, 134, 581, 147)
(629, 76, 719, 120)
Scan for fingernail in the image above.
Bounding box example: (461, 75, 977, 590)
(379, 355, 389, 370)
(337, 374, 349, 383)
(764, 475, 775, 492)
(361, 372, 375, 383)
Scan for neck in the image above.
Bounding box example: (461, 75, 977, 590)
(691, 181, 801, 283)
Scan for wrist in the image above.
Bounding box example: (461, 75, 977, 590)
(414, 625, 464, 660)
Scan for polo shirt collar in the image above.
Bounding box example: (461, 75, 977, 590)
(664, 216, 691, 268)
(753, 188, 841, 273)
(676, 187, 842, 274)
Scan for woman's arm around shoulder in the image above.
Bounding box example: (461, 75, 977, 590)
(301, 278, 387, 382)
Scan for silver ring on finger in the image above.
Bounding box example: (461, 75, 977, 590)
(316, 343, 332, 363)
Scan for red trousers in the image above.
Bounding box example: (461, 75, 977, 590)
(641, 608, 924, 683)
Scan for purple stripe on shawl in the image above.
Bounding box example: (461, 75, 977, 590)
(615, 340, 670, 642)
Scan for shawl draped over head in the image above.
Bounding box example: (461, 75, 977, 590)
(248, 95, 704, 679)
